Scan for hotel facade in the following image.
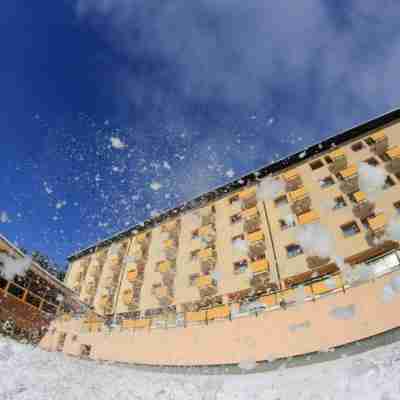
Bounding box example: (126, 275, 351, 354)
(41, 109, 400, 366)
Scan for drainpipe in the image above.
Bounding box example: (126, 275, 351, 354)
(262, 200, 282, 291)
(111, 238, 134, 325)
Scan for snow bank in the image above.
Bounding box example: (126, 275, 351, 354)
(2, 334, 400, 399)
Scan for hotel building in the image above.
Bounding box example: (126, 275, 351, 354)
(41, 109, 400, 366)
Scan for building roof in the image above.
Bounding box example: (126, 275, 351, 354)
(0, 233, 73, 294)
(68, 107, 400, 262)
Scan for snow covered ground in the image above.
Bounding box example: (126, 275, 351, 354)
(1, 336, 400, 399)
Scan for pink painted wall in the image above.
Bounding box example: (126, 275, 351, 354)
(41, 271, 400, 366)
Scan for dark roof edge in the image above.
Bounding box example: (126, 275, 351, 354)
(68, 107, 400, 262)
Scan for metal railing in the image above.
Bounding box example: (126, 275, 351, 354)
(78, 250, 400, 335)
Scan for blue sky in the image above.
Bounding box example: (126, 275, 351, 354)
(1, 1, 400, 268)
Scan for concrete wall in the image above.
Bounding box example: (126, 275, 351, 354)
(41, 268, 400, 366)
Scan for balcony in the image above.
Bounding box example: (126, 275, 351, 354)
(287, 187, 312, 215)
(126, 268, 139, 283)
(207, 305, 230, 320)
(198, 247, 217, 262)
(200, 258, 216, 274)
(298, 210, 319, 225)
(88, 263, 100, 277)
(198, 224, 216, 244)
(196, 275, 218, 297)
(122, 288, 140, 308)
(328, 149, 347, 173)
(367, 213, 387, 238)
(161, 220, 180, 234)
(247, 230, 266, 257)
(250, 271, 270, 289)
(249, 258, 269, 274)
(98, 294, 113, 313)
(72, 281, 82, 292)
(239, 187, 257, 201)
(135, 232, 149, 244)
(369, 131, 388, 155)
(109, 259, 122, 272)
(282, 170, 302, 192)
(152, 285, 174, 305)
(122, 319, 151, 329)
(338, 165, 359, 194)
(157, 260, 176, 274)
(386, 145, 400, 173)
(163, 239, 178, 259)
(352, 191, 375, 220)
(104, 274, 119, 288)
(247, 229, 264, 243)
(85, 282, 97, 295)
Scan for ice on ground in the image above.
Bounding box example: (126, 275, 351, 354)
(0, 254, 31, 281)
(238, 359, 257, 371)
(329, 304, 356, 320)
(2, 335, 400, 399)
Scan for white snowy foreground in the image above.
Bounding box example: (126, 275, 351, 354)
(1, 336, 400, 400)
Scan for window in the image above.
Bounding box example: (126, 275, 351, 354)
(324, 155, 333, 164)
(333, 196, 347, 210)
(229, 195, 239, 204)
(233, 260, 248, 274)
(310, 159, 324, 170)
(279, 216, 296, 230)
(211, 205, 216, 213)
(190, 249, 200, 261)
(364, 157, 379, 166)
(286, 244, 303, 258)
(192, 229, 199, 239)
(351, 142, 364, 152)
(340, 221, 360, 237)
(319, 176, 335, 188)
(394, 201, 400, 214)
(230, 213, 242, 224)
(274, 195, 288, 208)
(232, 234, 245, 243)
(383, 175, 396, 190)
(188, 273, 200, 286)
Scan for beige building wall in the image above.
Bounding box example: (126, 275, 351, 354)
(64, 120, 400, 318)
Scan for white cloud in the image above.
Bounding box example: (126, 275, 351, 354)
(110, 136, 127, 150)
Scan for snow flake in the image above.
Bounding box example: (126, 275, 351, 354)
(225, 169, 235, 178)
(110, 136, 126, 150)
(0, 211, 10, 224)
(150, 181, 162, 191)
